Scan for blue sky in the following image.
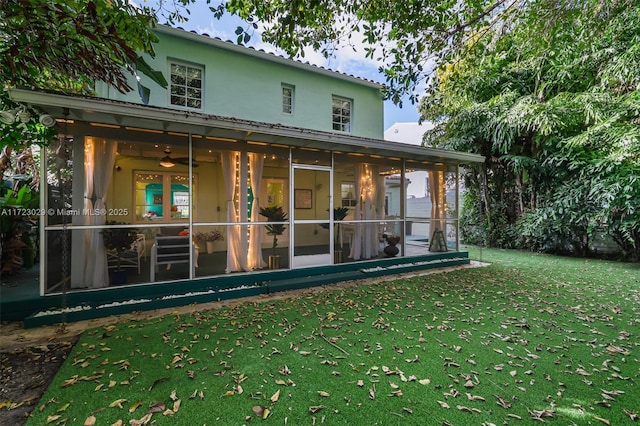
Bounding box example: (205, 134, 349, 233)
(146, 0, 421, 129)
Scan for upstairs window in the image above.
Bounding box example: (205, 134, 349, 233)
(332, 96, 352, 133)
(282, 84, 294, 114)
(170, 62, 203, 109)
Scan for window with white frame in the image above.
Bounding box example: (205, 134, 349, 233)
(282, 84, 294, 114)
(341, 183, 357, 207)
(170, 62, 203, 109)
(332, 96, 352, 132)
(134, 171, 196, 223)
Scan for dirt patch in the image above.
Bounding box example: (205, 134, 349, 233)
(0, 341, 75, 426)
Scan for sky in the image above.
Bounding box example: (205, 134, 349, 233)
(145, 0, 422, 130)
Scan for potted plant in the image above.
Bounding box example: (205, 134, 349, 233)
(102, 221, 138, 284)
(195, 229, 224, 254)
(259, 206, 287, 269)
(383, 234, 401, 257)
(332, 207, 349, 263)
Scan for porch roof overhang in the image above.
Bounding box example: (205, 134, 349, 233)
(10, 89, 484, 165)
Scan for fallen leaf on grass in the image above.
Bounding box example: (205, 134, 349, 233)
(129, 400, 143, 413)
(317, 391, 330, 397)
(279, 365, 291, 375)
(529, 409, 555, 420)
(129, 412, 152, 426)
(437, 400, 450, 409)
(623, 409, 638, 421)
(147, 401, 166, 413)
(457, 405, 482, 414)
(493, 394, 511, 409)
(466, 393, 485, 401)
(576, 368, 591, 376)
(252, 406, 271, 419)
(46, 415, 61, 424)
(84, 415, 96, 426)
(148, 377, 169, 391)
(109, 398, 127, 409)
(309, 405, 325, 413)
(271, 390, 280, 402)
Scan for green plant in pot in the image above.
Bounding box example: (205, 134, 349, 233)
(259, 206, 287, 269)
(332, 207, 349, 263)
(102, 221, 138, 284)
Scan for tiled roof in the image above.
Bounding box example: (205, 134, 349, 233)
(157, 25, 383, 88)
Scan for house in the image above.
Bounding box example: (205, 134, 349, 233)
(4, 25, 483, 326)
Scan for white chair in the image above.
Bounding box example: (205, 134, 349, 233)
(149, 235, 198, 281)
(107, 234, 145, 274)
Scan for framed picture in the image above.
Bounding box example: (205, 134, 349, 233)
(152, 194, 163, 205)
(294, 189, 312, 209)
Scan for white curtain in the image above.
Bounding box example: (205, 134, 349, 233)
(74, 138, 95, 288)
(349, 163, 381, 260)
(83, 137, 118, 287)
(222, 151, 243, 272)
(429, 169, 447, 250)
(248, 153, 265, 269)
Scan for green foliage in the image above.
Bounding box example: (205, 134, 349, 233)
(0, 0, 164, 148)
(205, 0, 569, 104)
(422, 0, 640, 260)
(259, 206, 288, 255)
(1, 0, 158, 94)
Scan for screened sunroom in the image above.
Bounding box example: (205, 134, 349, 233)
(5, 89, 482, 325)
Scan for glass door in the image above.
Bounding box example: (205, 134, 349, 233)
(291, 166, 332, 268)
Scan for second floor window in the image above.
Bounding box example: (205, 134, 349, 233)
(282, 84, 294, 114)
(332, 96, 352, 132)
(170, 62, 203, 109)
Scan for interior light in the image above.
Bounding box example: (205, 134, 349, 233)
(159, 147, 175, 168)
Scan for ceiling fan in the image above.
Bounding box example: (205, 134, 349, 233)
(159, 147, 198, 168)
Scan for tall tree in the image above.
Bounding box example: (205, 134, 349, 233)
(419, 0, 640, 258)
(0, 0, 161, 148)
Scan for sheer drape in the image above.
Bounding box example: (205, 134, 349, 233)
(349, 163, 381, 260)
(248, 153, 265, 269)
(222, 151, 243, 272)
(429, 169, 446, 246)
(83, 137, 118, 288)
(74, 138, 94, 288)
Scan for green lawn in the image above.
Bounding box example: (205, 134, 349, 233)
(27, 249, 639, 425)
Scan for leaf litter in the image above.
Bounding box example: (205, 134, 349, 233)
(25, 255, 640, 425)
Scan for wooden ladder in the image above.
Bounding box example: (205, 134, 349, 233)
(429, 229, 448, 252)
